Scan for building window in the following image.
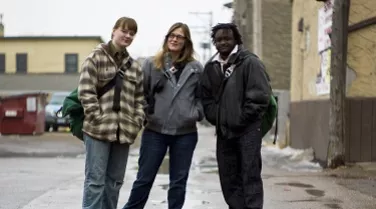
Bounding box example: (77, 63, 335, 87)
(65, 53, 78, 73)
(16, 53, 27, 74)
(0, 54, 5, 74)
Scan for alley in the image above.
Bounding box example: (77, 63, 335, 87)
(0, 125, 375, 209)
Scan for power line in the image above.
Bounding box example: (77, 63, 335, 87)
(189, 11, 213, 63)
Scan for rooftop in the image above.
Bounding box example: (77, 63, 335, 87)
(0, 35, 104, 43)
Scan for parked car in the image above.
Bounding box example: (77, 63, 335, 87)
(45, 91, 70, 132)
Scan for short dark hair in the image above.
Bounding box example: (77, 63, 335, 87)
(211, 23, 243, 45)
(113, 17, 138, 33)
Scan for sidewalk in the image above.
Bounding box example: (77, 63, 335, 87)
(0, 132, 84, 157)
(16, 156, 376, 209)
(1, 126, 376, 208)
(20, 167, 226, 209)
(324, 163, 376, 199)
(19, 127, 227, 209)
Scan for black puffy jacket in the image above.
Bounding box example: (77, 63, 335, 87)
(200, 48, 271, 139)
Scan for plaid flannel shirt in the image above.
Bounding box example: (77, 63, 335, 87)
(78, 43, 145, 144)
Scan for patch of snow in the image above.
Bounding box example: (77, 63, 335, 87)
(262, 145, 322, 172)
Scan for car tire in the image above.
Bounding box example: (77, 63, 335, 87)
(45, 124, 50, 132)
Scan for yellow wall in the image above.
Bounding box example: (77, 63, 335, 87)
(0, 39, 101, 73)
(347, 0, 376, 97)
(291, 0, 376, 101)
(290, 0, 325, 101)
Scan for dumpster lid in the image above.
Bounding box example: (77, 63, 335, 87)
(0, 91, 48, 102)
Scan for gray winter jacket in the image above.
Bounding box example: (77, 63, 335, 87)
(143, 56, 204, 135)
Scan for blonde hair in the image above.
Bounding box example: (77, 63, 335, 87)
(153, 22, 195, 69)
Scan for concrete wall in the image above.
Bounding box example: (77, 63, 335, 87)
(0, 39, 100, 73)
(233, 0, 292, 90)
(262, 0, 292, 90)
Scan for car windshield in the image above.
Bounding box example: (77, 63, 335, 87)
(49, 94, 68, 105)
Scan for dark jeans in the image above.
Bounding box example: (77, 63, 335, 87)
(122, 129, 198, 209)
(82, 133, 130, 209)
(217, 128, 264, 209)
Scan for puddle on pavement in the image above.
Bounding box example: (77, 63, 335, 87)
(193, 156, 218, 173)
(200, 168, 218, 174)
(129, 152, 139, 157)
(287, 199, 343, 208)
(324, 203, 342, 209)
(275, 182, 315, 188)
(201, 200, 210, 205)
(159, 184, 169, 190)
(305, 189, 325, 197)
(158, 183, 221, 197)
(151, 199, 211, 206)
(197, 156, 217, 164)
(19, 170, 32, 174)
(287, 199, 318, 203)
(150, 200, 167, 205)
(189, 188, 222, 194)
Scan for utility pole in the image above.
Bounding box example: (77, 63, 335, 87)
(0, 14, 4, 37)
(327, 0, 350, 168)
(189, 11, 213, 63)
(252, 0, 262, 59)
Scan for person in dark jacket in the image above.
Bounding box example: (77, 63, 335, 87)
(200, 23, 272, 209)
(122, 22, 204, 209)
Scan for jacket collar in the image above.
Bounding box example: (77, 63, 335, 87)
(212, 45, 239, 64)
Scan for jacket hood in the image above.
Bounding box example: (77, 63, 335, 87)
(232, 46, 258, 65)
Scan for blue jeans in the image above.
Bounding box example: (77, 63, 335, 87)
(82, 133, 130, 209)
(122, 129, 198, 209)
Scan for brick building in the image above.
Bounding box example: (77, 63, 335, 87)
(230, 0, 292, 145)
(232, 0, 292, 90)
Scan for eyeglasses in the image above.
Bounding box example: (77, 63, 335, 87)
(167, 33, 186, 41)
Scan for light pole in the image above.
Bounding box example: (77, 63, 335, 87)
(327, 0, 350, 168)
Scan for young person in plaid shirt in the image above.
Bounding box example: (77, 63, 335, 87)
(78, 17, 144, 209)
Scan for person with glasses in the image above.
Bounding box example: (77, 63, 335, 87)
(122, 22, 204, 209)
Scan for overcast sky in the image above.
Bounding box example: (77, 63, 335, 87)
(1, 0, 233, 60)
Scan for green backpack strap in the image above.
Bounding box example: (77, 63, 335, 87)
(273, 96, 279, 144)
(261, 94, 278, 139)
